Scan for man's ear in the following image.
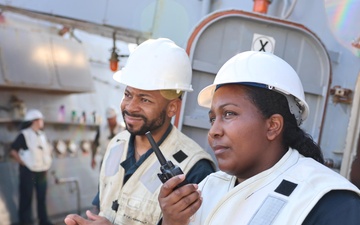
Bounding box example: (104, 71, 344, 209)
(267, 114, 283, 141)
(167, 99, 181, 117)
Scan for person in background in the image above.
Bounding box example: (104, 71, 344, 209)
(91, 106, 124, 170)
(64, 38, 216, 225)
(158, 51, 360, 225)
(10, 109, 53, 225)
(91, 106, 124, 213)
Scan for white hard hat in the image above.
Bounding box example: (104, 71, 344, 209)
(198, 51, 309, 125)
(106, 106, 118, 119)
(24, 109, 44, 121)
(113, 38, 193, 92)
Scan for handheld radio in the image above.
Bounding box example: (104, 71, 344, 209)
(145, 131, 188, 188)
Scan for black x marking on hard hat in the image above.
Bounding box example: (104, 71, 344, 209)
(259, 40, 268, 51)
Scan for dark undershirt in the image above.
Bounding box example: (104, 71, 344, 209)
(303, 190, 360, 224)
(11, 133, 28, 151)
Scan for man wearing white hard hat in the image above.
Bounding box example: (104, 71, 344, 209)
(65, 38, 216, 225)
(10, 109, 53, 225)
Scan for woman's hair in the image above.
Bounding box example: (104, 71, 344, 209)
(243, 85, 324, 164)
(20, 121, 33, 130)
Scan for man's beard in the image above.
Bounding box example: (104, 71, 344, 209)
(122, 109, 167, 135)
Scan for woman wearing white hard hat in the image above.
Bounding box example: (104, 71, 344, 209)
(10, 109, 53, 225)
(158, 51, 360, 225)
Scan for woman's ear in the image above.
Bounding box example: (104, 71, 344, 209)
(267, 114, 283, 141)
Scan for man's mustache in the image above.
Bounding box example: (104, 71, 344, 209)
(123, 111, 147, 120)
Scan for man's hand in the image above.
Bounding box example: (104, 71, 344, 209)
(64, 210, 113, 225)
(158, 174, 202, 225)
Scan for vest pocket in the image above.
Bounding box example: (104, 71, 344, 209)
(115, 197, 161, 225)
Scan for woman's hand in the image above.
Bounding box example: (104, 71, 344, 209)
(158, 174, 202, 225)
(9, 150, 25, 166)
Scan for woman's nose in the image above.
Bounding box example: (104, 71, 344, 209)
(208, 119, 223, 139)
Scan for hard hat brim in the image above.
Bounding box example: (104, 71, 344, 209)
(197, 82, 309, 126)
(198, 84, 216, 108)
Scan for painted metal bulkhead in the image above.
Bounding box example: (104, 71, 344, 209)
(180, 9, 331, 168)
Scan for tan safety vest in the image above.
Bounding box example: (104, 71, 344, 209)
(190, 149, 360, 225)
(19, 128, 52, 172)
(99, 127, 215, 225)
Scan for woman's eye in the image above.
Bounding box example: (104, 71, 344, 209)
(224, 111, 235, 117)
(209, 117, 215, 124)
